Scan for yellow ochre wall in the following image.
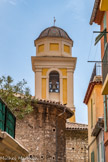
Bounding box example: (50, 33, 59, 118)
(42, 79, 46, 99)
(64, 45, 70, 54)
(59, 68, 67, 76)
(42, 69, 49, 99)
(38, 44, 44, 53)
(42, 68, 49, 76)
(63, 78, 67, 105)
(50, 43, 59, 51)
(69, 110, 75, 122)
(59, 69, 67, 104)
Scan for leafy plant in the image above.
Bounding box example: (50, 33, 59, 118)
(0, 75, 34, 119)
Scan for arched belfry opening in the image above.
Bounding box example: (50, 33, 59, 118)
(49, 71, 60, 93)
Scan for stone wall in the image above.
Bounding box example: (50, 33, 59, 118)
(15, 102, 88, 162)
(15, 102, 71, 162)
(66, 129, 88, 162)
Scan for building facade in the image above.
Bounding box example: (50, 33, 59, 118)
(90, 0, 108, 161)
(84, 64, 104, 162)
(16, 100, 73, 162)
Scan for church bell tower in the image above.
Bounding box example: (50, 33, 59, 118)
(31, 26, 77, 122)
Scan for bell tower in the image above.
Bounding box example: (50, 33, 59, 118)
(31, 26, 77, 122)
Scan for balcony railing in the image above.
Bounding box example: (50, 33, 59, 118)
(90, 63, 102, 82)
(0, 98, 16, 138)
(102, 43, 108, 83)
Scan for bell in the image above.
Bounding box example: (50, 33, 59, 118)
(52, 84, 56, 90)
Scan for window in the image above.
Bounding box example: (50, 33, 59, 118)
(101, 142, 105, 162)
(64, 44, 70, 53)
(49, 71, 60, 93)
(91, 99, 93, 128)
(97, 144, 100, 162)
(103, 13, 107, 48)
(50, 43, 59, 51)
(104, 95, 108, 132)
(38, 44, 44, 53)
(91, 151, 95, 162)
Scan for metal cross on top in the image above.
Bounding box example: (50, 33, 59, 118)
(54, 17, 56, 26)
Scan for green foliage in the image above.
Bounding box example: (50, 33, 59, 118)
(0, 75, 34, 119)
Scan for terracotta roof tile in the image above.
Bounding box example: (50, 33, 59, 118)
(66, 122, 88, 130)
(36, 26, 72, 41)
(90, 0, 100, 25)
(31, 98, 74, 119)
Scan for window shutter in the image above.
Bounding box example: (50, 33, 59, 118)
(104, 95, 107, 132)
(103, 13, 106, 29)
(91, 151, 95, 162)
(97, 145, 100, 162)
(103, 13, 107, 48)
(0, 102, 5, 131)
(107, 95, 108, 128)
(91, 99, 93, 128)
(101, 142, 104, 162)
(5, 108, 16, 138)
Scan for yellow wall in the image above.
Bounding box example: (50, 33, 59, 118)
(59, 68, 67, 76)
(69, 110, 75, 122)
(42, 78, 46, 99)
(64, 45, 70, 53)
(38, 44, 44, 53)
(50, 43, 59, 51)
(100, 0, 108, 11)
(42, 68, 49, 76)
(59, 69, 67, 105)
(42, 69, 49, 99)
(63, 79, 67, 104)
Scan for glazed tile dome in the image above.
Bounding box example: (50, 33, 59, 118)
(36, 26, 72, 41)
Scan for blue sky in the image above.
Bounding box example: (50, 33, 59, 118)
(0, 0, 101, 124)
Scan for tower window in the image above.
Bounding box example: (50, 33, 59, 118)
(50, 43, 59, 51)
(64, 44, 70, 53)
(38, 44, 44, 53)
(49, 71, 60, 93)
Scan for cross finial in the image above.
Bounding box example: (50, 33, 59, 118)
(54, 17, 56, 26)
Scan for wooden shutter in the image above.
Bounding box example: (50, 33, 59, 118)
(103, 13, 107, 48)
(91, 99, 93, 128)
(0, 102, 5, 131)
(91, 151, 95, 162)
(101, 142, 104, 162)
(104, 95, 107, 132)
(97, 145, 100, 162)
(103, 13, 106, 29)
(5, 108, 16, 138)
